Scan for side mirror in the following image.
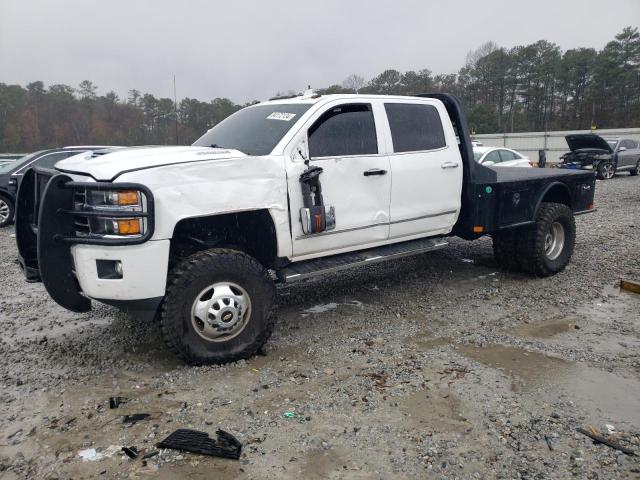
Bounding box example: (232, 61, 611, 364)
(483, 160, 495, 166)
(618, 146, 627, 152)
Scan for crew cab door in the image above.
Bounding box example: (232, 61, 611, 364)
(382, 101, 463, 239)
(287, 101, 391, 258)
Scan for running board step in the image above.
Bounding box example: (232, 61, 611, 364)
(277, 237, 448, 283)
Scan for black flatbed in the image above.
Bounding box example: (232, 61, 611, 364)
(491, 166, 593, 182)
(419, 94, 596, 239)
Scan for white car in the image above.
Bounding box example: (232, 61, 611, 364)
(474, 147, 532, 168)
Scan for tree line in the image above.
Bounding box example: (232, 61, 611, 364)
(0, 26, 638, 152)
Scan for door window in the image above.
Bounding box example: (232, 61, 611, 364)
(384, 103, 446, 153)
(620, 140, 637, 150)
(498, 149, 518, 161)
(483, 150, 501, 164)
(308, 104, 377, 158)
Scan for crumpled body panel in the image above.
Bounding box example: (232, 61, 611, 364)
(119, 155, 291, 256)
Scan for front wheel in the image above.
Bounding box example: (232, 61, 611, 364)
(0, 196, 14, 227)
(596, 161, 615, 180)
(516, 202, 576, 277)
(160, 249, 276, 365)
(630, 160, 639, 176)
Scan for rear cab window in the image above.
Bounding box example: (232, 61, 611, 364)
(384, 103, 446, 153)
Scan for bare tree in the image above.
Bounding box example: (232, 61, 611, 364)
(465, 41, 499, 67)
(342, 74, 366, 93)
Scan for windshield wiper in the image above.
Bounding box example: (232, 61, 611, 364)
(209, 144, 226, 149)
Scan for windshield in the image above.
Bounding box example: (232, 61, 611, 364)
(606, 140, 618, 149)
(192, 103, 312, 156)
(0, 151, 44, 174)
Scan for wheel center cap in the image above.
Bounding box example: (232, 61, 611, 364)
(221, 311, 234, 323)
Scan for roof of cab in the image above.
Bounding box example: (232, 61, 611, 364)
(259, 93, 440, 106)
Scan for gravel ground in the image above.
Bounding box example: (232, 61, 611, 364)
(0, 173, 639, 479)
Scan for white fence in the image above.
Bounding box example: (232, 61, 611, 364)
(472, 128, 640, 164)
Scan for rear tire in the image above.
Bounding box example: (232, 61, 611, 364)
(492, 230, 521, 271)
(630, 161, 639, 176)
(0, 195, 14, 227)
(160, 248, 276, 365)
(516, 202, 575, 277)
(596, 161, 615, 180)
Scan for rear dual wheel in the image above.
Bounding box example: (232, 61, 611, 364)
(493, 202, 575, 277)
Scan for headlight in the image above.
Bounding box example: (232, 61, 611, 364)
(89, 217, 143, 236)
(74, 188, 148, 238)
(86, 190, 142, 209)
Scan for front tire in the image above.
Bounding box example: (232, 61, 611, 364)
(0, 196, 14, 227)
(160, 249, 276, 365)
(516, 202, 575, 277)
(596, 161, 615, 180)
(630, 160, 639, 176)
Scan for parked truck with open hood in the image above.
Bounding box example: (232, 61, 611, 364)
(15, 93, 596, 365)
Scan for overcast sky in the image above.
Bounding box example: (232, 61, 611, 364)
(1, 0, 638, 103)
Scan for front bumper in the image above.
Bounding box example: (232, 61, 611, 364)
(15, 168, 165, 314)
(72, 240, 169, 300)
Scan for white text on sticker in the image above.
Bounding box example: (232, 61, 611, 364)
(267, 112, 296, 121)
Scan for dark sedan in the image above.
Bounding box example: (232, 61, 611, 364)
(0, 146, 114, 227)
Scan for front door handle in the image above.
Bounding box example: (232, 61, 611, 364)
(441, 162, 459, 169)
(363, 168, 387, 176)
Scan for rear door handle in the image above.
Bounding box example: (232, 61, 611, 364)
(441, 162, 459, 169)
(363, 168, 387, 176)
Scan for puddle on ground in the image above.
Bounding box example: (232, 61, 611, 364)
(300, 448, 346, 479)
(457, 344, 569, 391)
(457, 344, 640, 427)
(399, 389, 471, 433)
(300, 300, 364, 317)
(512, 317, 578, 338)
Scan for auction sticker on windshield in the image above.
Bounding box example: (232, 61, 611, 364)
(267, 112, 297, 121)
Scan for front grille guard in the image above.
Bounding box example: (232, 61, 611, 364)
(16, 168, 156, 312)
(34, 169, 155, 246)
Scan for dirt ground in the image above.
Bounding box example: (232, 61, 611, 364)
(0, 173, 639, 479)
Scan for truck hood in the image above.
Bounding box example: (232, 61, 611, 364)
(56, 146, 247, 181)
(565, 134, 612, 153)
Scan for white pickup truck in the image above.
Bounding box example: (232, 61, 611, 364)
(16, 93, 596, 364)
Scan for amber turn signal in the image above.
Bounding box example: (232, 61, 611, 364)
(118, 191, 140, 206)
(473, 225, 484, 233)
(116, 219, 141, 235)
